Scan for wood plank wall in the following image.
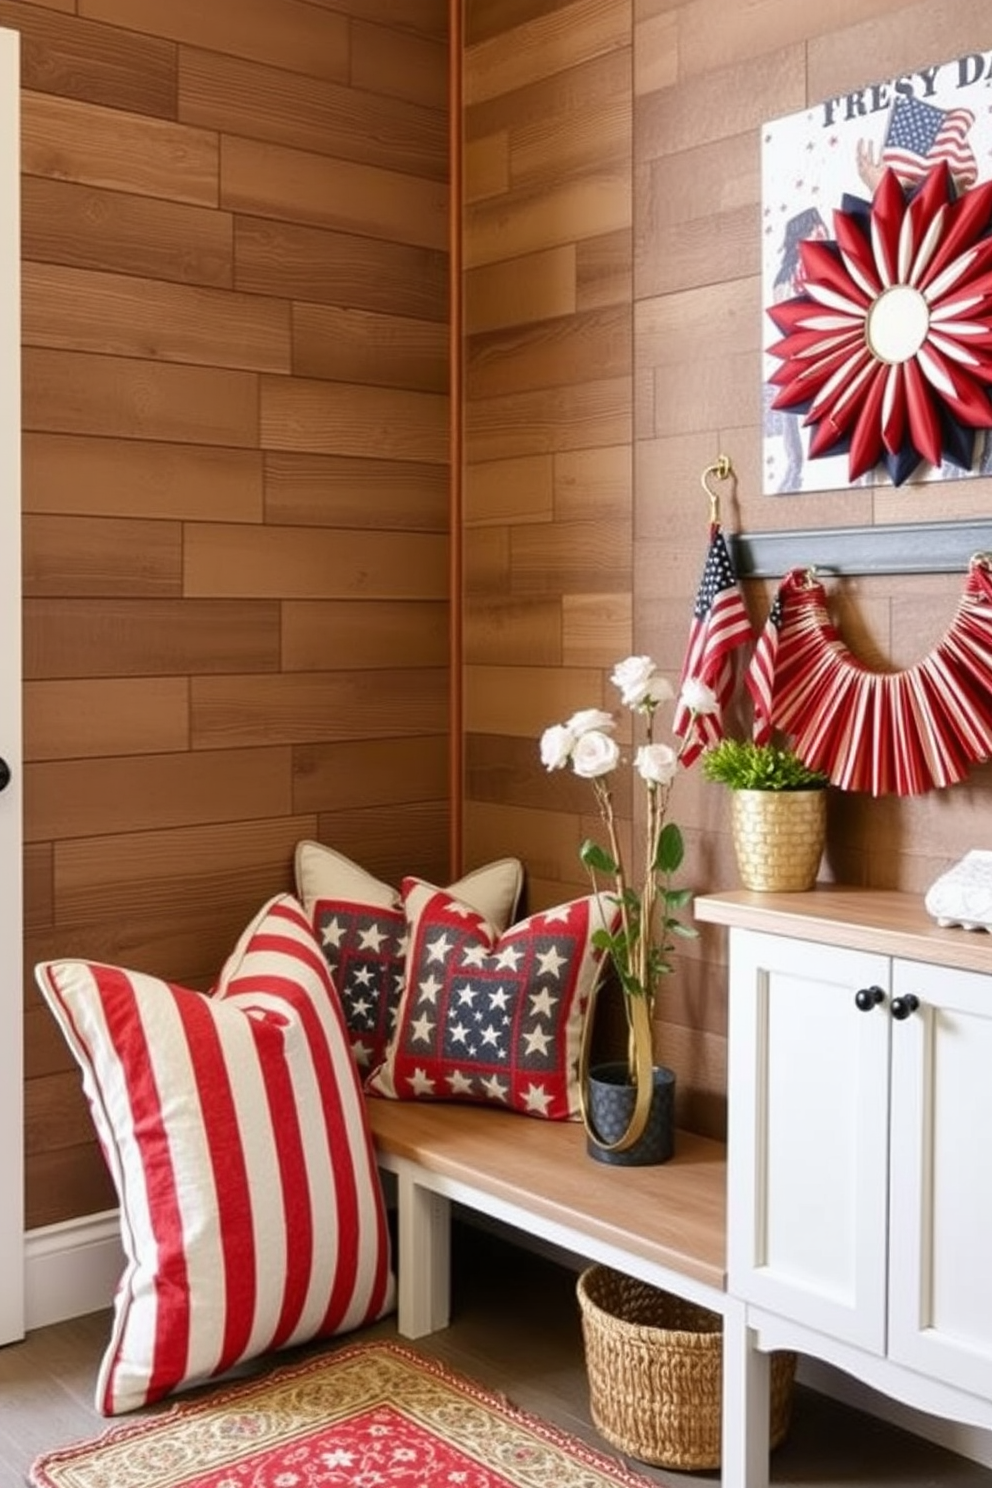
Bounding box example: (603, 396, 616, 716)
(17, 0, 450, 1229)
(459, 0, 992, 1140)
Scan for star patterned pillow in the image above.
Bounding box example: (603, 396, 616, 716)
(365, 881, 614, 1120)
(294, 843, 524, 1075)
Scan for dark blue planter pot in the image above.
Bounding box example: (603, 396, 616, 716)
(585, 1062, 675, 1167)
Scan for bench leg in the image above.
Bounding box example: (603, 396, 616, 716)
(721, 1299, 770, 1488)
(394, 1165, 451, 1338)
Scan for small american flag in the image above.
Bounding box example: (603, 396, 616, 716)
(672, 525, 753, 765)
(881, 95, 977, 189)
(746, 587, 784, 745)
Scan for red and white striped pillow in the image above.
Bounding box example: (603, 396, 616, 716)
(34, 894, 395, 1416)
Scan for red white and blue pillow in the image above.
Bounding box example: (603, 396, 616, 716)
(366, 882, 613, 1120)
(34, 895, 395, 1416)
(294, 842, 523, 1075)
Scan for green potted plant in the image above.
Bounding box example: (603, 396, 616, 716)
(540, 659, 719, 1166)
(701, 739, 829, 892)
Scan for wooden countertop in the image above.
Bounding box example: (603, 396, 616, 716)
(366, 1097, 727, 1292)
(694, 886, 992, 974)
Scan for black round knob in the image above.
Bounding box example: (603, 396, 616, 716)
(0, 758, 9, 792)
(891, 993, 920, 1021)
(855, 985, 885, 1011)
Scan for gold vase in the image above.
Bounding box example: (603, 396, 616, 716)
(731, 788, 826, 892)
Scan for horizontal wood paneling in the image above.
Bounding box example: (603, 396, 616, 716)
(465, 246, 576, 334)
(282, 600, 449, 670)
(561, 592, 633, 665)
(23, 349, 259, 446)
(178, 47, 447, 181)
(464, 0, 629, 107)
(464, 171, 630, 269)
(22, 90, 219, 205)
(576, 226, 631, 309)
(463, 597, 562, 666)
(23, 513, 182, 597)
(350, 20, 449, 110)
(25, 747, 293, 842)
(23, 678, 190, 761)
(464, 663, 607, 737)
(260, 375, 448, 462)
(21, 177, 234, 288)
(509, 516, 632, 593)
(305, 0, 446, 39)
(189, 668, 449, 749)
(26, 897, 293, 992)
(183, 525, 449, 600)
(292, 302, 448, 392)
(465, 376, 631, 461)
(0, 0, 177, 116)
(23, 435, 264, 522)
(81, 0, 351, 83)
(220, 135, 448, 250)
(25, 1145, 118, 1231)
(234, 216, 448, 320)
(292, 735, 448, 814)
(314, 800, 452, 887)
(264, 453, 448, 531)
(467, 305, 631, 399)
(24, 844, 54, 933)
(51, 815, 312, 923)
(464, 454, 554, 525)
(24, 599, 282, 679)
(459, 0, 992, 1147)
(17, 0, 450, 1230)
(23, 261, 291, 372)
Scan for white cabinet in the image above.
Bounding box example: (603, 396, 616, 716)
(726, 931, 892, 1354)
(696, 889, 992, 1484)
(888, 956, 992, 1399)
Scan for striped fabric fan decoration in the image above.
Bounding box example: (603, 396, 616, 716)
(746, 557, 992, 796)
(35, 895, 395, 1416)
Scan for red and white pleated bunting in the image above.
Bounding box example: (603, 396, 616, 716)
(746, 557, 992, 796)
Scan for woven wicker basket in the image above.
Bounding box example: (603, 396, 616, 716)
(576, 1266, 796, 1470)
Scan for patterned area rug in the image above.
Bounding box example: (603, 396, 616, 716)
(30, 1340, 655, 1487)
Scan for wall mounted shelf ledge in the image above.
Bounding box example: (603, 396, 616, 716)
(729, 519, 992, 579)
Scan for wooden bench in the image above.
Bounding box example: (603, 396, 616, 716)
(365, 1098, 773, 1488)
(366, 1098, 727, 1335)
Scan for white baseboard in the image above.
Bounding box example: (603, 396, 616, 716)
(24, 1210, 122, 1331)
(23, 1205, 992, 1473)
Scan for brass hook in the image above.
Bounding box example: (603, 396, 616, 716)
(701, 454, 734, 525)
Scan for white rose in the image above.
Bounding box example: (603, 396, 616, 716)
(643, 673, 675, 706)
(540, 724, 574, 770)
(635, 742, 678, 786)
(566, 708, 616, 737)
(571, 730, 620, 779)
(611, 655, 659, 707)
(680, 678, 719, 716)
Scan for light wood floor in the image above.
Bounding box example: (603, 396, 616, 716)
(2, 1220, 992, 1487)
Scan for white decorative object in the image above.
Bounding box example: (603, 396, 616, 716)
(925, 849, 992, 930)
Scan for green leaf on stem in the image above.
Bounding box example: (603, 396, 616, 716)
(580, 839, 618, 875)
(654, 821, 684, 874)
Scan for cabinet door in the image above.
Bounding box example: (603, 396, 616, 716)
(728, 928, 890, 1351)
(888, 958, 992, 1398)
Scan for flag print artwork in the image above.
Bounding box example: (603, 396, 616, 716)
(367, 884, 612, 1120)
(762, 47, 992, 494)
